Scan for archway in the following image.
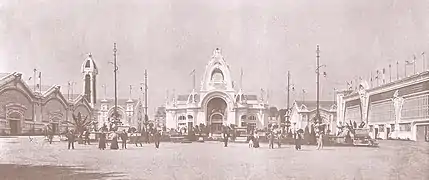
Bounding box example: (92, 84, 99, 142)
(206, 97, 227, 134)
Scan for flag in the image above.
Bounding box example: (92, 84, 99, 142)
(302, 89, 306, 93)
(405, 60, 415, 65)
(382, 68, 386, 74)
(189, 69, 195, 76)
(240, 68, 243, 76)
(28, 77, 32, 80)
(38, 72, 41, 78)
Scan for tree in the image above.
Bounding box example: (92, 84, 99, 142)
(67, 112, 91, 135)
(278, 109, 287, 123)
(269, 106, 279, 117)
(66, 112, 92, 144)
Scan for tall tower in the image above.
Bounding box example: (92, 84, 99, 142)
(81, 53, 98, 108)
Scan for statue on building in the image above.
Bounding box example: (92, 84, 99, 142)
(392, 90, 404, 124)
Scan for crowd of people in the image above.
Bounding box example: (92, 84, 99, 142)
(43, 122, 334, 151)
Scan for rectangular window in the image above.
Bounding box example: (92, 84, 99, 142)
(402, 94, 429, 120)
(369, 125, 373, 132)
(379, 125, 385, 132)
(368, 101, 394, 124)
(391, 124, 395, 132)
(345, 106, 361, 123)
(399, 123, 411, 131)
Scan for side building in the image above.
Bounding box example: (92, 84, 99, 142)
(289, 100, 337, 134)
(337, 71, 429, 142)
(0, 72, 93, 135)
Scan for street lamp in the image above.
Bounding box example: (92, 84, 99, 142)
(315, 45, 327, 132)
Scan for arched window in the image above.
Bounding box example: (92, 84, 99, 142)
(211, 68, 224, 82)
(248, 115, 257, 121)
(178, 116, 186, 121)
(241, 115, 247, 121)
(187, 115, 193, 120)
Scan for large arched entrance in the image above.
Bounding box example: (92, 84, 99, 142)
(206, 97, 227, 134)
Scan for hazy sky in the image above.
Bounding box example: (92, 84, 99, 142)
(1, 0, 429, 115)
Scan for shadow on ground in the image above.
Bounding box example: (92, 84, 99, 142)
(0, 164, 125, 180)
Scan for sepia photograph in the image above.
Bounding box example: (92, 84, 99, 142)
(0, 0, 428, 179)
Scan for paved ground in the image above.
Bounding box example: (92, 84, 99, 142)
(0, 136, 428, 180)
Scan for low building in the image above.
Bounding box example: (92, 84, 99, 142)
(337, 71, 429, 142)
(289, 100, 337, 134)
(0, 72, 93, 135)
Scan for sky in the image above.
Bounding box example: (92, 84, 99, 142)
(1, 0, 429, 116)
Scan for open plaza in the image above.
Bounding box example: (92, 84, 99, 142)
(0, 136, 428, 180)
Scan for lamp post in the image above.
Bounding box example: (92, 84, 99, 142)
(109, 43, 120, 126)
(315, 45, 326, 132)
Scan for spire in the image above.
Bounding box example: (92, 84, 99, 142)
(240, 67, 243, 90)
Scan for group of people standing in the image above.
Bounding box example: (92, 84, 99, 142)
(97, 127, 163, 150)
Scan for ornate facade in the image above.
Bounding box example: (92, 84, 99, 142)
(337, 71, 429, 141)
(0, 72, 93, 135)
(165, 48, 270, 133)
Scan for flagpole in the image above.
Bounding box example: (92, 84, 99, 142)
(422, 52, 426, 72)
(39, 72, 42, 93)
(396, 61, 399, 80)
(389, 64, 392, 83)
(33, 69, 37, 91)
(413, 55, 416, 75)
(422, 52, 426, 71)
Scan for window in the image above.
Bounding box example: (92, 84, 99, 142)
(369, 125, 373, 132)
(401, 94, 429, 120)
(178, 116, 186, 121)
(248, 115, 257, 121)
(399, 123, 411, 131)
(378, 125, 385, 132)
(345, 106, 362, 123)
(187, 115, 193, 120)
(241, 122, 247, 127)
(369, 101, 394, 123)
(391, 124, 395, 132)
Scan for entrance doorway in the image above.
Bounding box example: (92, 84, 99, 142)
(374, 128, 379, 139)
(386, 128, 391, 140)
(206, 97, 227, 134)
(416, 125, 429, 142)
(9, 120, 19, 135)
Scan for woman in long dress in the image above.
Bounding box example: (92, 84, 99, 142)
(99, 132, 106, 150)
(110, 132, 119, 150)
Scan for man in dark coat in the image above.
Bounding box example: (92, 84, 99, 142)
(135, 130, 143, 147)
(153, 129, 161, 148)
(66, 130, 75, 150)
(121, 129, 128, 149)
(222, 126, 230, 147)
(84, 130, 91, 145)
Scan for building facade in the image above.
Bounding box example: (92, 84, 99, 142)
(0, 72, 93, 135)
(165, 48, 270, 133)
(337, 71, 429, 141)
(80, 53, 143, 129)
(289, 100, 337, 134)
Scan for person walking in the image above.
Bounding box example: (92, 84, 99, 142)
(84, 130, 91, 145)
(316, 131, 324, 150)
(135, 131, 143, 147)
(121, 129, 128, 149)
(295, 131, 302, 150)
(153, 129, 161, 148)
(222, 126, 230, 147)
(268, 131, 275, 149)
(110, 131, 119, 150)
(66, 130, 75, 150)
(276, 130, 282, 148)
(48, 127, 54, 144)
(99, 132, 106, 150)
